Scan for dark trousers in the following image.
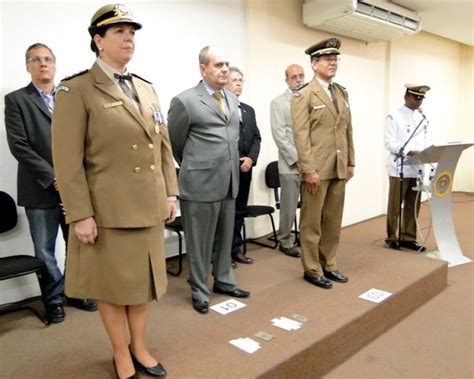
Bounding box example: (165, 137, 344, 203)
(231, 169, 252, 258)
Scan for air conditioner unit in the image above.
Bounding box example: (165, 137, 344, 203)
(303, 0, 422, 43)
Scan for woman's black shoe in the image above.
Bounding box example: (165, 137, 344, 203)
(113, 359, 137, 379)
(129, 347, 167, 378)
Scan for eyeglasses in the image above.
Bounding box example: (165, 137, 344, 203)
(27, 56, 56, 64)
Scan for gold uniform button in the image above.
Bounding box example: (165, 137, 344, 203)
(148, 143, 154, 149)
(150, 165, 155, 171)
(336, 149, 341, 153)
(132, 144, 138, 151)
(134, 167, 141, 173)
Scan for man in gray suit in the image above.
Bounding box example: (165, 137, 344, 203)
(270, 64, 305, 258)
(4, 43, 97, 323)
(168, 46, 250, 314)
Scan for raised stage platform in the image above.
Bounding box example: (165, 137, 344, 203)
(0, 224, 447, 378)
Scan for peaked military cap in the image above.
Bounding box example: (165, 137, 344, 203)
(305, 37, 341, 58)
(88, 4, 142, 36)
(405, 83, 431, 99)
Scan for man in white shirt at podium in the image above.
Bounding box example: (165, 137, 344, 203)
(384, 84, 432, 251)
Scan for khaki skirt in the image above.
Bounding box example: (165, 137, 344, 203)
(65, 223, 167, 305)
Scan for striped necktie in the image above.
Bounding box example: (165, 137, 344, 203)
(214, 91, 228, 120)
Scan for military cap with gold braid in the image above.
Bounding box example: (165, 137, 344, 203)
(305, 37, 341, 59)
(88, 3, 142, 37)
(405, 83, 430, 99)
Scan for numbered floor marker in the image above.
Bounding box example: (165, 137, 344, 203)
(359, 288, 393, 304)
(210, 299, 247, 315)
(229, 337, 261, 354)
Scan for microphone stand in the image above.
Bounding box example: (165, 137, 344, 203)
(394, 111, 426, 249)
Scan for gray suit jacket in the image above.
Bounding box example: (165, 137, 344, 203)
(270, 89, 299, 175)
(4, 82, 60, 208)
(167, 81, 240, 202)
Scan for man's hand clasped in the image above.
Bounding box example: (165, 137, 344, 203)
(304, 172, 320, 194)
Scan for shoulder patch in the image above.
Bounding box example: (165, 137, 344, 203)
(62, 69, 89, 81)
(56, 84, 70, 94)
(131, 73, 152, 84)
(294, 82, 309, 91)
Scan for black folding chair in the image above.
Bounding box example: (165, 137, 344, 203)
(0, 191, 49, 325)
(242, 203, 278, 253)
(165, 168, 184, 276)
(264, 161, 300, 245)
(165, 216, 184, 276)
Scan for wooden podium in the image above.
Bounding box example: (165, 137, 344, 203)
(405, 142, 473, 266)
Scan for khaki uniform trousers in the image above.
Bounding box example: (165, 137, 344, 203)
(386, 176, 420, 243)
(300, 178, 346, 277)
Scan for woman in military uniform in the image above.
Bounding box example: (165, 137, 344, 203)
(52, 4, 178, 378)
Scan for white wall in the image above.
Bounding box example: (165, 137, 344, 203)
(243, 0, 473, 237)
(0, 0, 244, 304)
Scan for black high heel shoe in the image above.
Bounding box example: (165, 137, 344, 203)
(129, 346, 167, 378)
(113, 358, 138, 379)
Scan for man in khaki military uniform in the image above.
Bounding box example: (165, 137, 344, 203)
(291, 38, 355, 289)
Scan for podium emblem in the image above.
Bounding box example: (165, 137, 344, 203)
(433, 170, 453, 198)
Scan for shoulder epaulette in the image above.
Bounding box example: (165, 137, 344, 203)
(61, 69, 89, 81)
(334, 83, 346, 91)
(131, 73, 152, 84)
(294, 82, 309, 91)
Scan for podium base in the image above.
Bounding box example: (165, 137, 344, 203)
(423, 250, 472, 267)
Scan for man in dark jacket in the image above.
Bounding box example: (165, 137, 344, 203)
(225, 66, 261, 266)
(4, 43, 96, 323)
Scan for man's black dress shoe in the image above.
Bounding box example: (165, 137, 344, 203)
(233, 253, 254, 264)
(279, 245, 301, 258)
(113, 359, 137, 379)
(66, 297, 97, 311)
(213, 286, 250, 298)
(192, 298, 209, 314)
(400, 240, 427, 252)
(47, 303, 65, 323)
(323, 270, 348, 283)
(303, 273, 332, 289)
(129, 347, 167, 378)
(231, 261, 237, 269)
(384, 240, 400, 250)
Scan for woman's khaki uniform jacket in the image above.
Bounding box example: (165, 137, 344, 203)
(51, 63, 178, 304)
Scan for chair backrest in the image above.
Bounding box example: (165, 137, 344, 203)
(265, 161, 280, 189)
(0, 191, 17, 233)
(265, 161, 281, 206)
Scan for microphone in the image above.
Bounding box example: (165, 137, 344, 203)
(418, 108, 429, 125)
